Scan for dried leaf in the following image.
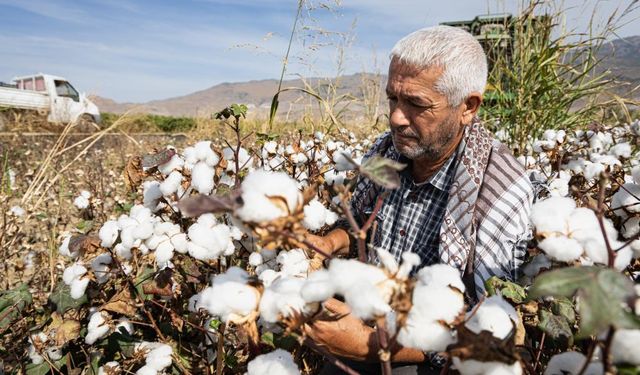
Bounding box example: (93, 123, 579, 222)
(68, 235, 101, 257)
(142, 149, 176, 168)
(124, 156, 144, 191)
(448, 323, 518, 363)
(101, 287, 137, 317)
(178, 192, 239, 217)
(54, 319, 81, 346)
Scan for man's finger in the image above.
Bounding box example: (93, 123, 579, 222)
(323, 298, 351, 315)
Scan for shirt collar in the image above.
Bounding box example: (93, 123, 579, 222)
(396, 142, 460, 191)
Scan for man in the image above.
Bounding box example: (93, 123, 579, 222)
(304, 25, 534, 374)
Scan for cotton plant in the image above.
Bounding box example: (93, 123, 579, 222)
(246, 349, 300, 375)
(134, 342, 173, 375)
(73, 190, 92, 209)
(530, 197, 635, 269)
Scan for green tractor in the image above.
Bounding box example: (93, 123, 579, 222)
(441, 14, 515, 104)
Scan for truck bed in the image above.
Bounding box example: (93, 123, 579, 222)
(0, 87, 50, 111)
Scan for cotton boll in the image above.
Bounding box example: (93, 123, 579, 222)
(465, 296, 518, 340)
(376, 247, 399, 274)
(610, 329, 640, 365)
(584, 163, 605, 180)
(98, 361, 120, 375)
(396, 252, 421, 279)
(416, 263, 466, 292)
(612, 183, 640, 214)
(194, 141, 220, 167)
(85, 311, 111, 344)
(301, 269, 335, 302)
(187, 221, 232, 260)
(610, 142, 632, 158)
(538, 236, 583, 262)
(159, 171, 183, 196)
(63, 263, 87, 285)
(259, 276, 309, 323)
(155, 240, 175, 266)
(70, 277, 90, 299)
(73, 194, 90, 209)
(235, 170, 301, 223)
(10, 205, 25, 217)
(397, 320, 456, 352)
(621, 216, 640, 239)
(410, 285, 464, 323)
(323, 170, 347, 186)
(135, 365, 157, 375)
(277, 248, 309, 277)
(258, 269, 279, 288)
(196, 267, 259, 322)
(115, 318, 134, 335)
(247, 349, 300, 375)
(544, 351, 603, 375)
(530, 197, 576, 234)
(328, 259, 388, 295)
(91, 253, 113, 284)
(99, 220, 119, 248)
(249, 252, 263, 266)
(343, 282, 392, 319)
(452, 358, 522, 375)
(157, 153, 184, 175)
(191, 162, 215, 195)
(263, 141, 278, 154)
(145, 343, 173, 371)
(333, 149, 356, 171)
(143, 181, 163, 211)
(59, 234, 79, 258)
(302, 199, 338, 231)
(170, 233, 188, 253)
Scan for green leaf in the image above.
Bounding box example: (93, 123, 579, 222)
(209, 318, 222, 331)
(618, 365, 640, 375)
(550, 297, 576, 324)
(0, 283, 32, 329)
(25, 353, 68, 375)
(261, 331, 275, 348)
(134, 266, 155, 300)
(484, 277, 527, 303)
(268, 94, 280, 130)
(529, 266, 640, 338)
(537, 309, 573, 346)
(48, 282, 87, 314)
(358, 156, 407, 190)
(76, 220, 93, 233)
(230, 103, 248, 118)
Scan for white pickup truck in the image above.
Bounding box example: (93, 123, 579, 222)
(0, 73, 101, 128)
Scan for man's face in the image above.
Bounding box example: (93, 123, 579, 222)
(386, 59, 464, 162)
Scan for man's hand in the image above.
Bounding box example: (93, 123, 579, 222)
(304, 299, 428, 364)
(303, 298, 376, 361)
(304, 228, 351, 258)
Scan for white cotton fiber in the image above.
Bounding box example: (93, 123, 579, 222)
(235, 170, 301, 223)
(247, 349, 300, 375)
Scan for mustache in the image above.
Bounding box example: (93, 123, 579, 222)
(392, 127, 419, 138)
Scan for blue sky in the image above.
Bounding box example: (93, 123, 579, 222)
(1, 0, 637, 102)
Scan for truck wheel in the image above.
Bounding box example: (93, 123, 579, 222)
(76, 114, 100, 132)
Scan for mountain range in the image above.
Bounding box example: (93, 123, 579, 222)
(91, 35, 640, 118)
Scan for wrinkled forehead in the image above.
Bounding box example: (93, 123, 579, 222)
(388, 56, 444, 78)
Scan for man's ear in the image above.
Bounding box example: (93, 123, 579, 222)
(460, 92, 482, 125)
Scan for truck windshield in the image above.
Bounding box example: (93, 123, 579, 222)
(54, 80, 79, 102)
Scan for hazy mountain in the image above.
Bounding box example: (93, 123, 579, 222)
(91, 35, 640, 117)
(91, 73, 386, 118)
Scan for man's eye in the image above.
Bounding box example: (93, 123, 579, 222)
(387, 95, 397, 101)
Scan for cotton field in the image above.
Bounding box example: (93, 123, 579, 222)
(3, 117, 640, 375)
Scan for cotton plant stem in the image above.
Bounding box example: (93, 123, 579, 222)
(300, 337, 360, 375)
(594, 177, 616, 267)
(376, 316, 392, 375)
(601, 326, 615, 372)
(216, 323, 225, 375)
(576, 338, 597, 375)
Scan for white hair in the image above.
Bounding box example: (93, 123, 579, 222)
(390, 25, 488, 107)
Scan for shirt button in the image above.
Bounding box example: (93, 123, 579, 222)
(400, 229, 406, 236)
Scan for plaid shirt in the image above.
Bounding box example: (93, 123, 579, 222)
(344, 121, 534, 298)
(352, 134, 459, 270)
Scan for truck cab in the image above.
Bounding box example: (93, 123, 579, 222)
(7, 74, 101, 125)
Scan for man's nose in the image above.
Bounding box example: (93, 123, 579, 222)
(389, 104, 410, 129)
